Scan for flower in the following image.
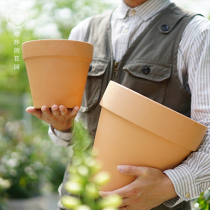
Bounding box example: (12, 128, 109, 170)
(61, 196, 81, 209)
(65, 181, 83, 195)
(93, 171, 110, 187)
(0, 178, 11, 189)
(99, 194, 122, 208)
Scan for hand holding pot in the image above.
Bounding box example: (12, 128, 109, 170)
(99, 165, 177, 210)
(26, 105, 79, 131)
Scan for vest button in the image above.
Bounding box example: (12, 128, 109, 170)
(89, 64, 92, 72)
(142, 66, 150, 75)
(161, 24, 170, 31)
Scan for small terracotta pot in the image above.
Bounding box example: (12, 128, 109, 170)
(93, 81, 207, 191)
(22, 40, 93, 108)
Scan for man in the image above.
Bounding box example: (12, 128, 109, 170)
(26, 0, 210, 209)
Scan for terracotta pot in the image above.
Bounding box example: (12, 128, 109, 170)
(93, 81, 208, 191)
(22, 40, 93, 108)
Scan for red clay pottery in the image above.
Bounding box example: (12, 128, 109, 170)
(22, 40, 93, 108)
(93, 81, 208, 191)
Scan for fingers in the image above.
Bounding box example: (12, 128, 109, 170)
(27, 105, 80, 128)
(59, 105, 68, 116)
(70, 106, 79, 118)
(119, 197, 133, 207)
(99, 177, 140, 198)
(117, 165, 144, 176)
(26, 106, 36, 114)
(119, 207, 128, 210)
(26, 106, 42, 119)
(41, 105, 53, 118)
(99, 184, 132, 198)
(59, 105, 79, 117)
(51, 104, 60, 116)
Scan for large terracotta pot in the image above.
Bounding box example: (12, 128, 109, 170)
(93, 81, 207, 191)
(22, 40, 93, 108)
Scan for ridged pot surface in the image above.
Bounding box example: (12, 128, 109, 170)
(93, 81, 207, 191)
(22, 40, 93, 108)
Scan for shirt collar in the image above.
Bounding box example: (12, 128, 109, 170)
(116, 0, 171, 21)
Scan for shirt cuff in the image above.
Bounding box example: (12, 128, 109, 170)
(48, 125, 74, 147)
(163, 164, 198, 207)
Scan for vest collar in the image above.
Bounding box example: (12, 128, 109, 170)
(117, 0, 172, 21)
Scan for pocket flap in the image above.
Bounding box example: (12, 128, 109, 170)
(88, 59, 109, 76)
(123, 61, 171, 82)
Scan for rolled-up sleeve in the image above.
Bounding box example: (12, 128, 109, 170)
(48, 125, 74, 147)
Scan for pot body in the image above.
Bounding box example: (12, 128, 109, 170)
(94, 108, 191, 191)
(93, 81, 207, 191)
(22, 40, 93, 108)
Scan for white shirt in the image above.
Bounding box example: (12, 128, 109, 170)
(48, 0, 210, 207)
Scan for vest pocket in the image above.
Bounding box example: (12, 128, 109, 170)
(79, 59, 109, 113)
(121, 61, 171, 104)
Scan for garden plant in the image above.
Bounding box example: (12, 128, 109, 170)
(194, 189, 210, 210)
(61, 122, 122, 210)
(0, 115, 71, 209)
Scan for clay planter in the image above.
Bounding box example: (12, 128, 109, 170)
(22, 40, 93, 108)
(93, 81, 207, 191)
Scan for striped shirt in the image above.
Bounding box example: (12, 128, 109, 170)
(48, 0, 210, 207)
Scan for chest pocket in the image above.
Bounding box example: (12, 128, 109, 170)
(120, 61, 171, 104)
(80, 59, 109, 113)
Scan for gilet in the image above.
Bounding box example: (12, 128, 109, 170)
(77, 3, 198, 140)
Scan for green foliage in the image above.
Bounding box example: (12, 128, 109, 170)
(35, 0, 113, 39)
(194, 189, 210, 210)
(0, 0, 112, 93)
(0, 30, 29, 93)
(0, 116, 71, 203)
(0, 0, 112, 126)
(0, 178, 11, 208)
(61, 122, 122, 210)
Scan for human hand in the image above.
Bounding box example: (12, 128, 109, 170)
(99, 166, 177, 210)
(26, 105, 79, 131)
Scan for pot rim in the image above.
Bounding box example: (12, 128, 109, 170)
(22, 39, 92, 46)
(22, 39, 93, 61)
(100, 81, 208, 151)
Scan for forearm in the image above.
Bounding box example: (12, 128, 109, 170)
(164, 133, 210, 207)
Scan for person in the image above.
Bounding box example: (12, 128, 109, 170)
(26, 0, 210, 209)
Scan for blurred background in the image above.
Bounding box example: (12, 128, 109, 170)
(0, 0, 209, 210)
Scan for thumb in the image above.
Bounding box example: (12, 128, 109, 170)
(26, 106, 42, 119)
(117, 165, 143, 176)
